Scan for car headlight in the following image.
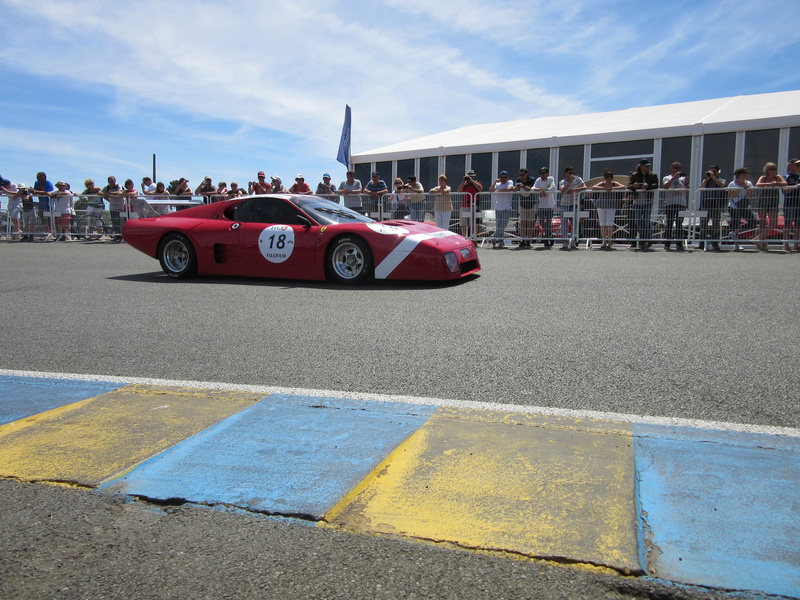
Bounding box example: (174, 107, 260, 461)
(460, 247, 473, 259)
(444, 251, 459, 273)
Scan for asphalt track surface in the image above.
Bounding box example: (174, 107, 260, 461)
(1, 241, 799, 599)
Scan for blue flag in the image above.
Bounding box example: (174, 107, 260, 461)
(337, 105, 351, 169)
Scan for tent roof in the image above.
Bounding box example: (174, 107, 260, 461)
(353, 90, 800, 162)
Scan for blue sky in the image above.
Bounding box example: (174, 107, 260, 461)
(1, 0, 799, 191)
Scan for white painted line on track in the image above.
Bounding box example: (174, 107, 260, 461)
(3, 368, 799, 439)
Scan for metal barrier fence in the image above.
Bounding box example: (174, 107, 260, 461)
(2, 188, 797, 251)
(0, 194, 203, 241)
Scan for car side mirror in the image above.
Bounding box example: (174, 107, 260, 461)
(297, 215, 312, 229)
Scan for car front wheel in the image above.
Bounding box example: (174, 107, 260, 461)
(159, 233, 197, 278)
(327, 236, 373, 284)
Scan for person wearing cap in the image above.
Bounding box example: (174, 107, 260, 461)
(782, 158, 800, 252)
(52, 180, 75, 240)
(364, 172, 389, 218)
(338, 171, 362, 210)
(270, 176, 286, 193)
(532, 167, 557, 247)
(250, 171, 271, 195)
(457, 170, 483, 238)
(316, 173, 337, 196)
(195, 176, 216, 203)
(627, 159, 659, 250)
(489, 171, 515, 248)
(289, 174, 312, 195)
(698, 165, 726, 251)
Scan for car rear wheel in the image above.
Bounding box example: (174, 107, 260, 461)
(327, 236, 373, 284)
(159, 233, 197, 279)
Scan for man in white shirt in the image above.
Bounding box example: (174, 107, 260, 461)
(489, 171, 515, 248)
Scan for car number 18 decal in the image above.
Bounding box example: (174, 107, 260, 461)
(258, 225, 295, 263)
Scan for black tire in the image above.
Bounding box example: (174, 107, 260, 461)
(158, 233, 197, 279)
(326, 236, 373, 284)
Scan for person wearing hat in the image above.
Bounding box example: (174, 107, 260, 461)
(289, 174, 312, 195)
(316, 173, 337, 196)
(364, 171, 389, 218)
(52, 180, 75, 240)
(270, 176, 286, 193)
(627, 159, 659, 250)
(457, 169, 483, 238)
(195, 176, 216, 203)
(250, 171, 271, 195)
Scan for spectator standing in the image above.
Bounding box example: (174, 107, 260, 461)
(101, 176, 125, 240)
(489, 171, 515, 248)
(514, 168, 536, 249)
(457, 170, 483, 238)
(152, 181, 172, 214)
(1, 176, 21, 239)
(214, 181, 228, 201)
(405, 176, 426, 222)
(364, 172, 389, 218)
(250, 171, 271, 195)
(726, 168, 756, 252)
(783, 158, 800, 252)
(289, 174, 313, 195)
(339, 172, 362, 210)
(122, 179, 138, 226)
(33, 171, 54, 239)
(754, 162, 786, 251)
(17, 184, 36, 241)
(195, 176, 216, 203)
(698, 165, 726, 251)
(662, 162, 689, 250)
(388, 178, 408, 219)
(52, 181, 75, 240)
(141, 176, 156, 195)
(533, 167, 557, 247)
(228, 182, 244, 198)
(270, 176, 286, 193)
(592, 169, 626, 250)
(173, 178, 193, 197)
(559, 166, 586, 250)
(627, 159, 659, 250)
(316, 173, 337, 196)
(429, 174, 452, 229)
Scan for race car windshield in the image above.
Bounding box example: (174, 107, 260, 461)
(296, 197, 373, 225)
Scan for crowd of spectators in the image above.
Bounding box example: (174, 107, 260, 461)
(2, 158, 799, 251)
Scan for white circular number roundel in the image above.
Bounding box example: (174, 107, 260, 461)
(258, 225, 295, 263)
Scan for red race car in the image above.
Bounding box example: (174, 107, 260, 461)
(123, 195, 480, 284)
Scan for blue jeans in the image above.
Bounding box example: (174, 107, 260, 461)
(634, 202, 652, 242)
(495, 209, 510, 242)
(560, 205, 574, 241)
(409, 202, 425, 222)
